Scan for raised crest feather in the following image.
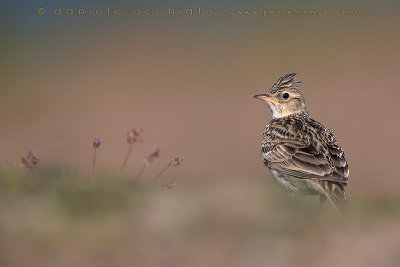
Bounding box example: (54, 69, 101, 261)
(269, 73, 301, 94)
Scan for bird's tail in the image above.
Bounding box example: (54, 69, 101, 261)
(320, 181, 351, 214)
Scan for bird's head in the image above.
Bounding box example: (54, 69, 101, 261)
(253, 73, 308, 118)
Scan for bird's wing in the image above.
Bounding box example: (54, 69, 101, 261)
(263, 140, 348, 185)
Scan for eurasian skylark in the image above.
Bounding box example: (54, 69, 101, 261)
(254, 73, 350, 212)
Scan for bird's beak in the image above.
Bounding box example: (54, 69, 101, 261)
(253, 94, 279, 103)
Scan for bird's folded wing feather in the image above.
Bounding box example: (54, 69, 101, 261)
(263, 140, 348, 184)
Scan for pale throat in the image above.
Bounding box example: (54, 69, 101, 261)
(266, 102, 305, 118)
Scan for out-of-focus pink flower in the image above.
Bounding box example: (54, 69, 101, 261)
(135, 149, 161, 181)
(144, 148, 161, 164)
(151, 155, 184, 183)
(92, 138, 102, 176)
(127, 128, 143, 144)
(27, 151, 39, 165)
(121, 128, 143, 173)
(169, 156, 184, 167)
(93, 138, 102, 148)
(21, 150, 39, 169)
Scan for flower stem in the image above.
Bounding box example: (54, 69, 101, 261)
(135, 163, 147, 181)
(92, 148, 97, 176)
(151, 164, 170, 183)
(120, 143, 133, 173)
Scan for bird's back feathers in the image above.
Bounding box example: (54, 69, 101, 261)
(262, 112, 349, 186)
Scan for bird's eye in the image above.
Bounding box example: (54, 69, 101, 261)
(282, 93, 289, 99)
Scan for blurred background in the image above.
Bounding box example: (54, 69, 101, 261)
(1, 0, 400, 266)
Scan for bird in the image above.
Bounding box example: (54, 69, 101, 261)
(253, 73, 350, 213)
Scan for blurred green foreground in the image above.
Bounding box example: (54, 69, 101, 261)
(0, 169, 399, 267)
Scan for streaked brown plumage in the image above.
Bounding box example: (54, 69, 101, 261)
(254, 73, 350, 212)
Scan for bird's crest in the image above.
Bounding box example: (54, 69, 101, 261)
(269, 73, 301, 94)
